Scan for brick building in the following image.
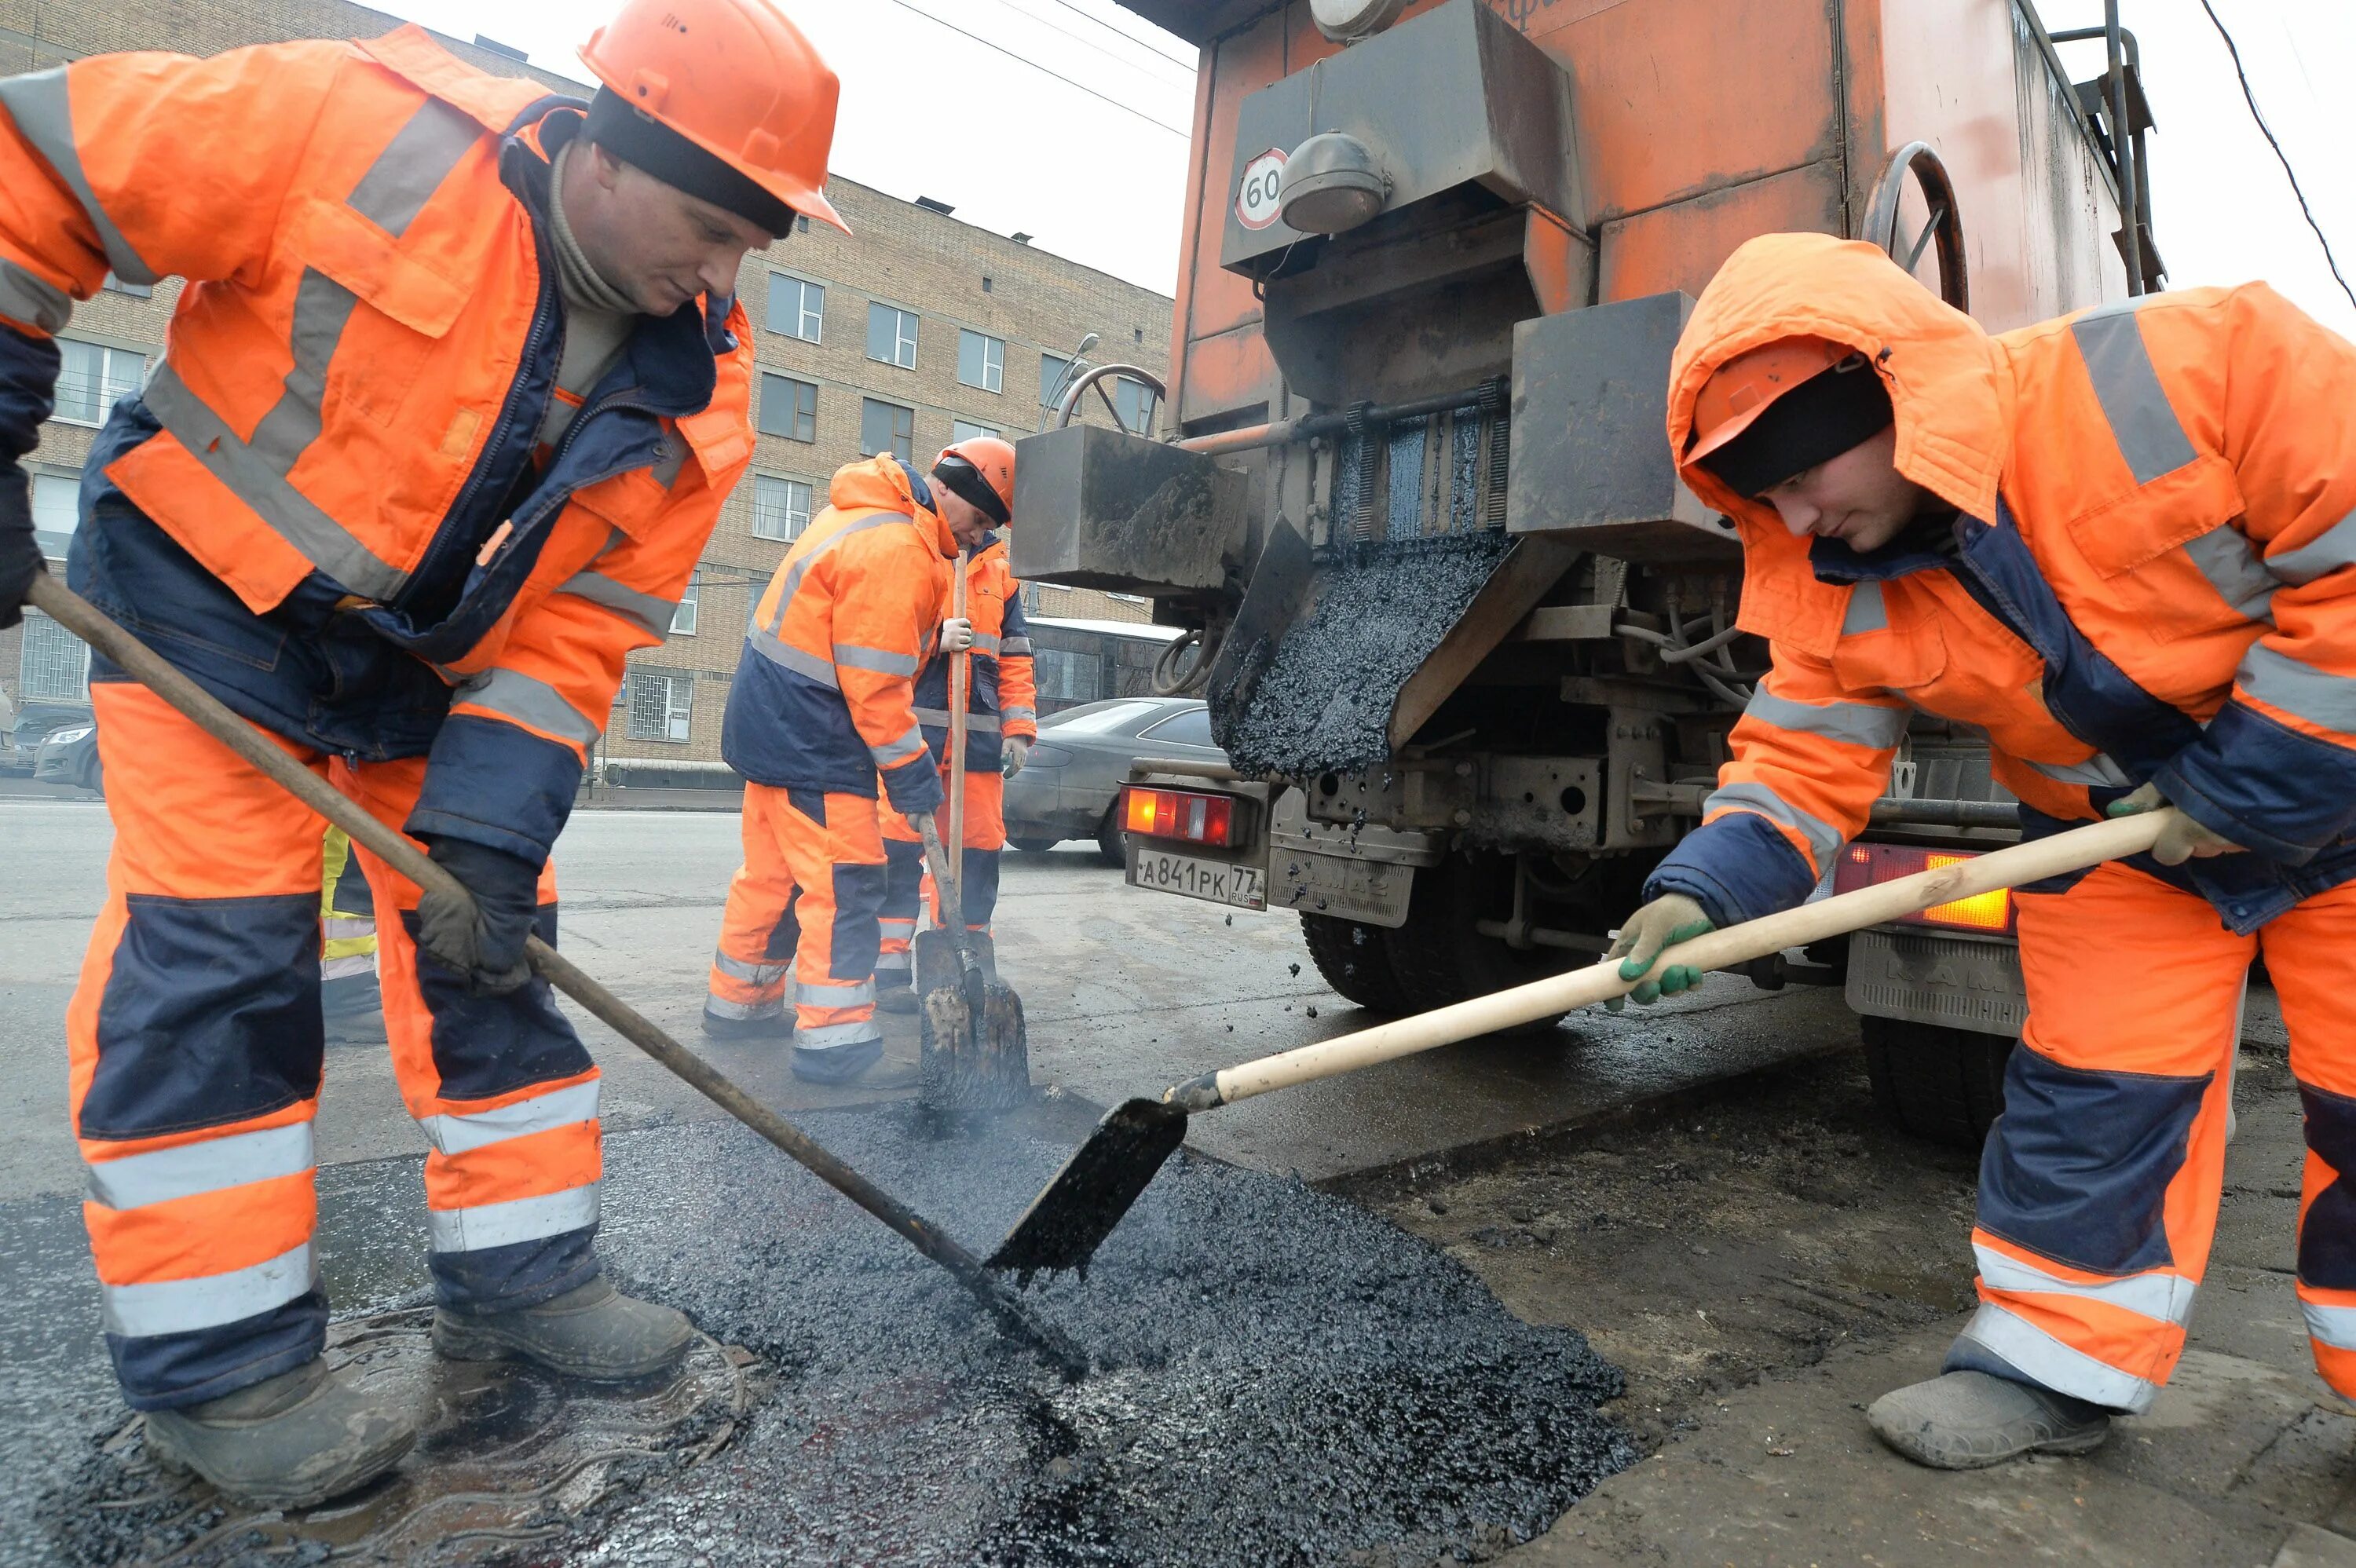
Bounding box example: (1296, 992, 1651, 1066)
(0, 0, 1173, 768)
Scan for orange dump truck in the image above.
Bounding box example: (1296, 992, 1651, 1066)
(1010, 0, 2164, 1143)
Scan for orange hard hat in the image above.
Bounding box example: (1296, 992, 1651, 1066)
(579, 0, 848, 236)
(934, 435, 1017, 525)
(1686, 334, 1854, 462)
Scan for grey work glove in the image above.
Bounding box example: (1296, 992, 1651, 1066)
(0, 465, 43, 632)
(1604, 894, 1714, 1011)
(936, 616, 975, 654)
(413, 835, 540, 995)
(1001, 736, 1031, 777)
(905, 811, 938, 850)
(2106, 782, 2245, 868)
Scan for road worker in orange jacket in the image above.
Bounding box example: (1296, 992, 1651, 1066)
(0, 0, 843, 1507)
(875, 437, 1039, 1009)
(1608, 232, 2356, 1471)
(704, 451, 990, 1079)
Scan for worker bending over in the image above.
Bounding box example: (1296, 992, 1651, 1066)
(876, 437, 1038, 1011)
(1610, 232, 2356, 1470)
(704, 448, 990, 1076)
(0, 0, 843, 1507)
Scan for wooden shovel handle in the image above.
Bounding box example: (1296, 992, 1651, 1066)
(948, 553, 969, 895)
(1184, 810, 2172, 1109)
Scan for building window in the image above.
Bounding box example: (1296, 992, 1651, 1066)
(19, 609, 90, 702)
(1040, 352, 1074, 412)
(101, 272, 152, 300)
(957, 328, 1004, 393)
(671, 579, 699, 636)
(30, 471, 77, 559)
(627, 670, 693, 743)
(796, 214, 811, 234)
(866, 302, 917, 368)
(1114, 376, 1158, 436)
(766, 272, 823, 343)
(1033, 646, 1102, 704)
(53, 339, 145, 427)
(861, 397, 914, 461)
(759, 372, 818, 442)
(950, 419, 999, 446)
(752, 473, 814, 542)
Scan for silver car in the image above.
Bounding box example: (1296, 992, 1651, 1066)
(1004, 697, 1229, 864)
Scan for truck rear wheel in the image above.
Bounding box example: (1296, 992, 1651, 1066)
(1860, 1016, 2014, 1148)
(1381, 853, 1575, 1036)
(1299, 913, 1410, 1013)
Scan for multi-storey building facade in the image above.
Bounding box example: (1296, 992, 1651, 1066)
(0, 0, 1174, 768)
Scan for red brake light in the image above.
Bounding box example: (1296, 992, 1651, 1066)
(1124, 786, 1240, 846)
(1831, 842, 2015, 934)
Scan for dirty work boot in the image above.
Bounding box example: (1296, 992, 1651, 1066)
(1867, 1370, 2111, 1469)
(143, 1358, 415, 1509)
(700, 1006, 794, 1041)
(434, 1277, 695, 1380)
(876, 976, 920, 1014)
(792, 1037, 884, 1084)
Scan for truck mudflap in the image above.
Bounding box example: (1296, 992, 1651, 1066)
(1845, 927, 2028, 1035)
(1264, 788, 1438, 930)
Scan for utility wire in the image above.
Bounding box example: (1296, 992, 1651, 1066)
(2197, 0, 2356, 313)
(879, 0, 1191, 140)
(981, 0, 1195, 88)
(1038, 0, 1198, 71)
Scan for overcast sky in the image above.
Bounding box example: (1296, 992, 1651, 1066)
(378, 0, 2356, 338)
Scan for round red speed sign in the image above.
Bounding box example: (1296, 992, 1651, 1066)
(1236, 147, 1287, 231)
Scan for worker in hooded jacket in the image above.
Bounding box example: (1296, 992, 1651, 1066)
(704, 449, 991, 1078)
(875, 436, 1040, 1010)
(1609, 232, 2356, 1471)
(0, 0, 843, 1508)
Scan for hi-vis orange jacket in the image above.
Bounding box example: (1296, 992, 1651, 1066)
(912, 532, 1037, 771)
(0, 29, 754, 864)
(723, 456, 957, 813)
(1646, 234, 2356, 934)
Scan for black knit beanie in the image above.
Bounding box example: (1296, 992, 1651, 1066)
(582, 86, 799, 238)
(1699, 358, 1893, 498)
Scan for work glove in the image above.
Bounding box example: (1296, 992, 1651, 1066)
(413, 835, 541, 996)
(0, 465, 43, 632)
(2107, 781, 2246, 868)
(1603, 894, 1714, 1011)
(1001, 736, 1031, 777)
(905, 811, 938, 850)
(937, 616, 975, 654)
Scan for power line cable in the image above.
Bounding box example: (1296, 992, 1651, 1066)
(878, 0, 1191, 140)
(1037, 0, 1198, 71)
(979, 0, 1195, 88)
(2197, 0, 2355, 313)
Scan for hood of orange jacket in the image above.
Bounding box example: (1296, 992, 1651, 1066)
(827, 455, 960, 561)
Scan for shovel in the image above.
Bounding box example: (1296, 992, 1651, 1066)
(985, 808, 2176, 1281)
(913, 555, 1030, 1116)
(28, 576, 1084, 1380)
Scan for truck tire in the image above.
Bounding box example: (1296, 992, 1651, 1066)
(1299, 913, 1410, 1013)
(1860, 1015, 2014, 1148)
(1381, 853, 1575, 1036)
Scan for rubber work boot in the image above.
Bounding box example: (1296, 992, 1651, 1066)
(143, 1358, 415, 1509)
(791, 1038, 884, 1083)
(1867, 1370, 2111, 1469)
(700, 1007, 794, 1041)
(876, 979, 920, 1014)
(433, 1277, 695, 1380)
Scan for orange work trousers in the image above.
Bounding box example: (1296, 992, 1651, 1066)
(1951, 859, 2356, 1413)
(707, 784, 886, 1079)
(71, 685, 597, 1411)
(877, 766, 1004, 983)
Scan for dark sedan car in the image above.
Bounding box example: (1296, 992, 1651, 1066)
(33, 719, 101, 795)
(1004, 696, 1228, 864)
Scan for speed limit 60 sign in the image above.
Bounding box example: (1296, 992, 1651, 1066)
(1236, 147, 1287, 231)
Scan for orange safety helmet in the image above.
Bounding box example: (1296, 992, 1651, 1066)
(933, 435, 1018, 526)
(1685, 334, 1854, 463)
(579, 0, 848, 235)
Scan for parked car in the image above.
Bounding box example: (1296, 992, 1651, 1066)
(34, 720, 101, 795)
(1003, 696, 1228, 865)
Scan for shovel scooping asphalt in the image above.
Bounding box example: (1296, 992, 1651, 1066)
(28, 575, 1085, 1380)
(985, 808, 2175, 1281)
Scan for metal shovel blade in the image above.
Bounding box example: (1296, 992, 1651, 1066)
(915, 928, 1030, 1115)
(985, 1096, 1190, 1282)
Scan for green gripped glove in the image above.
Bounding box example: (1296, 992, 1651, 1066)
(1604, 894, 1714, 1011)
(2105, 781, 2245, 868)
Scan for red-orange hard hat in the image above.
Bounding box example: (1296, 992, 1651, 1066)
(580, 0, 848, 235)
(935, 435, 1017, 525)
(1686, 334, 1853, 463)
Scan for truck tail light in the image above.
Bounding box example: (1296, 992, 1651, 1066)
(1124, 785, 1240, 846)
(1831, 842, 2016, 934)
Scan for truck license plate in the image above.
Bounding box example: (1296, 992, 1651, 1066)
(1128, 847, 1267, 910)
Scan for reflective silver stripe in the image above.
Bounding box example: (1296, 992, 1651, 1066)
(1957, 1301, 2160, 1413)
(2071, 302, 2197, 484)
(558, 570, 676, 639)
(1704, 780, 1843, 870)
(793, 1020, 883, 1049)
(712, 951, 790, 985)
(86, 1123, 313, 1212)
(971, 632, 1002, 655)
(2029, 751, 2134, 788)
(915, 707, 1001, 733)
(796, 979, 874, 1007)
(703, 993, 785, 1021)
(1973, 1244, 2195, 1327)
(102, 1243, 315, 1337)
(1001, 636, 1033, 655)
(416, 1080, 600, 1158)
(1743, 687, 1906, 751)
(1002, 705, 1037, 723)
(834, 642, 920, 677)
(2240, 645, 2356, 737)
(2271, 509, 2356, 586)
(2182, 523, 2275, 623)
(144, 364, 410, 600)
(428, 1183, 600, 1252)
(766, 511, 913, 634)
(346, 98, 485, 236)
(320, 953, 376, 980)
(875, 952, 911, 973)
(878, 918, 916, 937)
(1842, 581, 1886, 635)
(0, 68, 158, 284)
(871, 726, 927, 766)
(748, 630, 842, 689)
(0, 258, 70, 333)
(247, 267, 364, 473)
(2303, 1299, 2356, 1352)
(323, 916, 375, 941)
(454, 668, 602, 748)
